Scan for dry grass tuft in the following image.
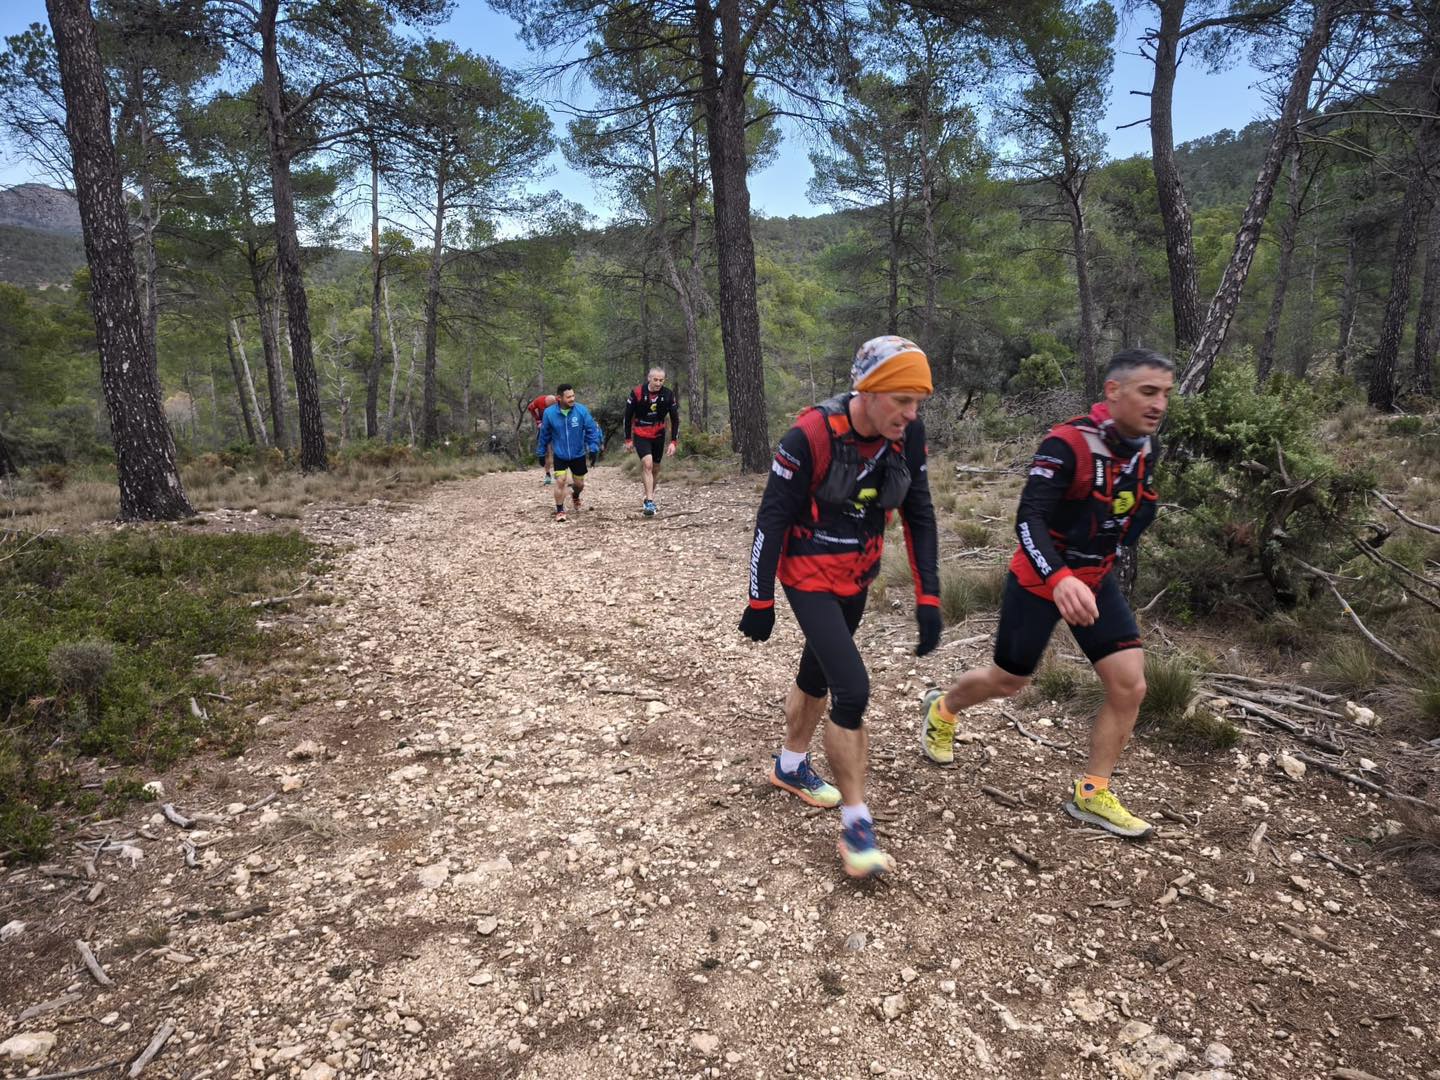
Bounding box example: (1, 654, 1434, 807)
(1376, 809, 1440, 896)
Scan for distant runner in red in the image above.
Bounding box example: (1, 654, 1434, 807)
(622, 367, 680, 516)
(528, 393, 558, 484)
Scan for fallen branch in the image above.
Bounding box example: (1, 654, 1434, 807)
(215, 903, 270, 922)
(160, 804, 193, 829)
(128, 1022, 175, 1077)
(1372, 490, 1440, 535)
(19, 992, 82, 1021)
(1008, 840, 1043, 872)
(248, 584, 307, 608)
(1247, 822, 1269, 856)
(1004, 711, 1072, 751)
(26, 1059, 126, 1080)
(1293, 753, 1440, 812)
(75, 939, 113, 986)
(1277, 920, 1348, 956)
(1292, 558, 1419, 672)
(1310, 849, 1363, 877)
(1206, 682, 1345, 720)
(1214, 695, 1344, 753)
(981, 785, 1021, 808)
(1136, 585, 1171, 616)
(1203, 673, 1338, 703)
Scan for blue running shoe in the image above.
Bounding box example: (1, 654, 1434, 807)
(768, 754, 841, 808)
(838, 817, 894, 878)
(643, 498, 657, 517)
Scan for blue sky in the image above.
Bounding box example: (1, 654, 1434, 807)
(0, 0, 1271, 219)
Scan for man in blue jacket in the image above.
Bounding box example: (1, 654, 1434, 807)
(536, 384, 604, 522)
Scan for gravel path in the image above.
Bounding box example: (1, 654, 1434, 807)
(2, 466, 1438, 1080)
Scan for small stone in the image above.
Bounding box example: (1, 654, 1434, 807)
(870, 1062, 887, 1075)
(403, 1018, 423, 1034)
(1205, 1042, 1234, 1067)
(476, 916, 500, 936)
(468, 973, 493, 987)
(280, 774, 304, 793)
(301, 1065, 336, 1080)
(0, 1031, 56, 1063)
(725, 1052, 742, 1064)
(389, 764, 429, 782)
(416, 862, 449, 889)
(287, 739, 326, 760)
(691, 1033, 720, 1056)
(900, 967, 918, 984)
(1277, 753, 1306, 781)
(0, 920, 25, 942)
(142, 780, 165, 797)
(1118, 1021, 1154, 1045)
(273, 1044, 306, 1062)
(882, 994, 907, 1020)
(226, 802, 248, 815)
(99, 1012, 119, 1026)
(645, 700, 671, 717)
(845, 932, 867, 952)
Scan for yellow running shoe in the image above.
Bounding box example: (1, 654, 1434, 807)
(769, 754, 842, 808)
(918, 688, 955, 765)
(837, 817, 895, 879)
(1063, 782, 1154, 839)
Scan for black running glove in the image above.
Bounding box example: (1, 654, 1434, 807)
(738, 605, 775, 643)
(916, 605, 942, 657)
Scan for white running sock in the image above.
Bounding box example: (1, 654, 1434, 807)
(840, 802, 871, 828)
(778, 748, 807, 774)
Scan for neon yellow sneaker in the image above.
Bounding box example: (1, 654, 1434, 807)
(918, 689, 955, 765)
(1063, 782, 1154, 839)
(837, 818, 895, 879)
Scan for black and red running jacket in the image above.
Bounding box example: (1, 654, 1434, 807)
(747, 394, 940, 608)
(1009, 402, 1158, 600)
(624, 385, 680, 441)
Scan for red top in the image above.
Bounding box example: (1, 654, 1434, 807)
(528, 394, 557, 428)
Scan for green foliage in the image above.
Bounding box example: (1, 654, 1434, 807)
(939, 565, 1006, 624)
(1010, 335, 1071, 393)
(0, 529, 316, 860)
(1165, 359, 1321, 468)
(1031, 661, 1083, 702)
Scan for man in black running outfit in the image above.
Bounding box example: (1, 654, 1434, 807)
(739, 335, 942, 879)
(623, 367, 680, 517)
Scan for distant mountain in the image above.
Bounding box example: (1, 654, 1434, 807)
(0, 183, 82, 235)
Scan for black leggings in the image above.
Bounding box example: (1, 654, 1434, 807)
(784, 587, 869, 730)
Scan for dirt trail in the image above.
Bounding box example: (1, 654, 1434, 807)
(3, 466, 1439, 1080)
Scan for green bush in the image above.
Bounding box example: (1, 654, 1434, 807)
(0, 529, 316, 860)
(680, 429, 734, 460)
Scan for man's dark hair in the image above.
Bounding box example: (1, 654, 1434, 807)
(1104, 348, 1174, 382)
(556, 383, 574, 396)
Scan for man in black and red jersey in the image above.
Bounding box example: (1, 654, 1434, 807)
(623, 367, 680, 516)
(527, 392, 558, 485)
(920, 348, 1174, 839)
(739, 336, 942, 879)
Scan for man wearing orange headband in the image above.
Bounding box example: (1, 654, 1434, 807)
(739, 335, 941, 879)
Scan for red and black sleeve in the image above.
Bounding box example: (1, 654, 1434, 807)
(622, 389, 636, 441)
(747, 425, 813, 606)
(667, 388, 680, 442)
(899, 419, 940, 605)
(1015, 435, 1078, 587)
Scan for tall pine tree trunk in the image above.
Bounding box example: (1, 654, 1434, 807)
(1181, 0, 1338, 395)
(259, 0, 327, 471)
(383, 274, 402, 441)
(696, 0, 769, 471)
(1149, 0, 1203, 355)
(422, 170, 447, 449)
(230, 317, 268, 446)
(1066, 180, 1099, 401)
(226, 321, 257, 445)
(366, 145, 384, 438)
(47, 0, 192, 520)
(246, 250, 287, 448)
(1413, 208, 1440, 396)
(1371, 180, 1428, 408)
(1258, 138, 1303, 383)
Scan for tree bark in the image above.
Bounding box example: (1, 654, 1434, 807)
(685, 127, 707, 430)
(1370, 180, 1428, 409)
(1258, 137, 1303, 383)
(366, 145, 384, 438)
(244, 245, 287, 448)
(696, 0, 769, 471)
(47, 0, 192, 521)
(1149, 0, 1203, 356)
(230, 317, 268, 445)
(1413, 207, 1440, 396)
(258, 0, 327, 471)
(383, 274, 402, 441)
(226, 318, 257, 445)
(1180, 0, 1338, 395)
(422, 160, 447, 449)
(1066, 180, 1099, 401)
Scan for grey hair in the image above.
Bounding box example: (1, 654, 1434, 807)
(1104, 348, 1174, 382)
(647, 367, 666, 378)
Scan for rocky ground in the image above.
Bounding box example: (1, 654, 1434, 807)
(2, 465, 1439, 1080)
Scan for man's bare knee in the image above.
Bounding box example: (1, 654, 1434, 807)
(991, 668, 1030, 698)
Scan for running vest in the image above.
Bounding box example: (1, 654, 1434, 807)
(628, 385, 675, 439)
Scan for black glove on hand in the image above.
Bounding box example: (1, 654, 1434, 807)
(738, 605, 775, 643)
(915, 605, 942, 656)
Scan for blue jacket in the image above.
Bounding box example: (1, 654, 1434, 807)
(537, 402, 603, 461)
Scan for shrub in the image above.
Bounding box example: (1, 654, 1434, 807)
(939, 565, 1006, 623)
